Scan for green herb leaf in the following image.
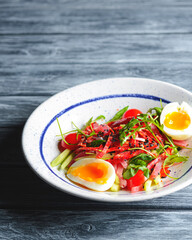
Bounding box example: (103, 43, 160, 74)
(123, 163, 150, 180)
(87, 139, 106, 147)
(132, 159, 147, 166)
(108, 106, 129, 122)
(94, 115, 106, 121)
(156, 145, 170, 155)
(137, 112, 179, 154)
(142, 167, 150, 179)
(147, 107, 163, 117)
(72, 122, 96, 138)
(162, 154, 188, 180)
(164, 154, 188, 166)
(130, 153, 153, 164)
(119, 118, 141, 145)
(83, 115, 106, 129)
(84, 117, 93, 129)
(123, 168, 136, 179)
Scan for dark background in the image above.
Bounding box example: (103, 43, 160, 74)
(1, 0, 192, 239)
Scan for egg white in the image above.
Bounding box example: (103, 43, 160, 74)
(67, 158, 116, 191)
(160, 101, 192, 140)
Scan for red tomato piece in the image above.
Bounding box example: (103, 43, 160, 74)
(62, 133, 81, 150)
(129, 184, 144, 193)
(127, 169, 145, 192)
(122, 109, 142, 119)
(160, 166, 170, 178)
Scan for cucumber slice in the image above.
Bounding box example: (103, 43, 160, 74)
(144, 179, 152, 192)
(50, 149, 71, 167)
(60, 153, 75, 170)
(110, 183, 120, 192)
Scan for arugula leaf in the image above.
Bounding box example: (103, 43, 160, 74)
(123, 167, 136, 179)
(123, 154, 154, 180)
(87, 139, 106, 147)
(129, 153, 153, 163)
(108, 106, 129, 122)
(147, 99, 163, 120)
(133, 159, 147, 166)
(162, 154, 188, 179)
(123, 164, 150, 179)
(164, 154, 188, 166)
(147, 107, 163, 117)
(94, 115, 105, 121)
(156, 145, 170, 155)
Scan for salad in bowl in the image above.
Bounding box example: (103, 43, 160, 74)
(51, 101, 192, 193)
(22, 78, 192, 202)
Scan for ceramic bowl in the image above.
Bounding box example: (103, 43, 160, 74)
(22, 78, 192, 202)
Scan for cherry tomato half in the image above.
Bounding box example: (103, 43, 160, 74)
(160, 166, 170, 178)
(61, 133, 81, 150)
(127, 169, 145, 192)
(122, 109, 142, 119)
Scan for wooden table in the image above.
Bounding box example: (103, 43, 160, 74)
(1, 0, 192, 239)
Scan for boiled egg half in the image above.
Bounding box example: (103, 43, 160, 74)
(160, 101, 192, 140)
(67, 158, 115, 191)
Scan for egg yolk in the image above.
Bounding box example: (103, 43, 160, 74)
(67, 162, 108, 184)
(164, 111, 191, 130)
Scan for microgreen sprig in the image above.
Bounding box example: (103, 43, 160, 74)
(119, 118, 142, 145)
(162, 154, 188, 179)
(72, 121, 96, 138)
(57, 118, 65, 142)
(83, 115, 105, 129)
(56, 118, 76, 146)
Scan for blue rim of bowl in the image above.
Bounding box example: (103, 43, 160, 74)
(39, 93, 191, 194)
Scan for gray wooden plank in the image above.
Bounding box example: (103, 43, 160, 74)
(0, 96, 47, 127)
(0, 209, 192, 240)
(1, 165, 192, 210)
(1, 126, 192, 210)
(1, 34, 192, 65)
(1, 33, 192, 96)
(1, 0, 192, 34)
(2, 0, 192, 8)
(0, 126, 191, 210)
(1, 0, 192, 236)
(0, 63, 192, 96)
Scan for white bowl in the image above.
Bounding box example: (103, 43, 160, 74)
(22, 78, 192, 202)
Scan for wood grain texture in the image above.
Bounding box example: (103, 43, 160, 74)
(0, 126, 192, 211)
(1, 0, 192, 238)
(1, 34, 192, 96)
(0, 209, 192, 240)
(1, 167, 192, 211)
(1, 0, 192, 34)
(1, 34, 192, 65)
(0, 96, 47, 126)
(1, 63, 192, 96)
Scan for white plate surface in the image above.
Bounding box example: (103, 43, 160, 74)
(22, 78, 192, 202)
